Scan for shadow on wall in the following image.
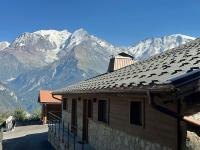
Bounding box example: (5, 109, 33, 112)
(3, 132, 54, 150)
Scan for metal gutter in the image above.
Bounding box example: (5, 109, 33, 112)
(147, 89, 200, 124)
(171, 69, 200, 88)
(52, 94, 62, 101)
(147, 91, 179, 118)
(147, 90, 200, 150)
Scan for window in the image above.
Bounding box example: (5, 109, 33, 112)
(130, 101, 142, 126)
(98, 100, 108, 123)
(88, 100, 93, 118)
(63, 98, 67, 110)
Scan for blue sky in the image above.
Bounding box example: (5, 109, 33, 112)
(0, 0, 200, 46)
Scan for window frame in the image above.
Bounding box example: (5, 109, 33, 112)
(129, 100, 144, 128)
(98, 99, 109, 124)
(87, 99, 93, 119)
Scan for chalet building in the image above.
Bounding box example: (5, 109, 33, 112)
(38, 90, 62, 124)
(48, 39, 200, 150)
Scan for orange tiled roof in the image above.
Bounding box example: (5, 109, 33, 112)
(38, 90, 62, 104)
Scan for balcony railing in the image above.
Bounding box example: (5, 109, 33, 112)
(48, 112, 94, 150)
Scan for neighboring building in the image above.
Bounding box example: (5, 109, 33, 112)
(49, 39, 200, 150)
(38, 90, 62, 124)
(107, 52, 134, 72)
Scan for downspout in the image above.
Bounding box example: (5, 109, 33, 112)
(147, 90, 180, 119)
(147, 90, 181, 150)
(147, 89, 200, 148)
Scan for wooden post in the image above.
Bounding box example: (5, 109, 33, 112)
(68, 123, 70, 148)
(59, 120, 61, 140)
(54, 120, 56, 136)
(177, 99, 181, 150)
(62, 121, 64, 143)
(74, 131, 76, 150)
(44, 104, 47, 124)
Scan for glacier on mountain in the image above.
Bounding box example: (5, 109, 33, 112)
(128, 34, 195, 60)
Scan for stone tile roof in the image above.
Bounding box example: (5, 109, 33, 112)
(54, 38, 200, 94)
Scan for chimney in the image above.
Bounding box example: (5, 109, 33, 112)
(107, 52, 134, 72)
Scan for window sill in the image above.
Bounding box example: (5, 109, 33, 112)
(130, 123, 144, 129)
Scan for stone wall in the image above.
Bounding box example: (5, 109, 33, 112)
(48, 131, 60, 150)
(48, 129, 89, 150)
(62, 109, 83, 139)
(48, 130, 70, 150)
(62, 110, 71, 128)
(77, 115, 83, 138)
(62, 113, 83, 139)
(88, 120, 172, 150)
(0, 129, 2, 150)
(186, 112, 200, 150)
(186, 131, 200, 150)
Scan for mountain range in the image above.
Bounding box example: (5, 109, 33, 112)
(0, 82, 19, 112)
(0, 28, 195, 112)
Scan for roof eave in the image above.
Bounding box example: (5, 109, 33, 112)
(52, 84, 176, 95)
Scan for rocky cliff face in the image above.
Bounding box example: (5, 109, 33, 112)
(0, 82, 19, 112)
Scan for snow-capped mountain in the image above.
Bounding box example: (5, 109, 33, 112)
(128, 34, 195, 60)
(0, 29, 122, 81)
(33, 30, 71, 63)
(0, 82, 20, 112)
(8, 29, 124, 110)
(0, 29, 195, 111)
(8, 29, 71, 67)
(59, 28, 123, 73)
(0, 30, 71, 81)
(0, 41, 10, 51)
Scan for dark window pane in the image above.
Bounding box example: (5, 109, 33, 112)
(98, 100, 108, 123)
(63, 98, 67, 110)
(130, 101, 142, 126)
(88, 100, 92, 118)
